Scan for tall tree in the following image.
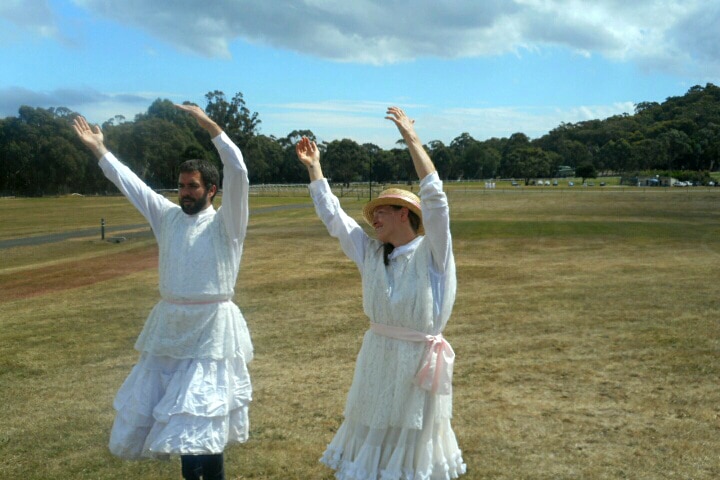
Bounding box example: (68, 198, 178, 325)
(575, 163, 597, 184)
(244, 134, 283, 183)
(323, 139, 369, 186)
(275, 130, 319, 183)
(499, 132, 530, 178)
(427, 140, 454, 180)
(204, 91, 260, 150)
(598, 139, 632, 173)
(507, 147, 556, 185)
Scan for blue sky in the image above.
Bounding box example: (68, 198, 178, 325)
(1, 0, 719, 149)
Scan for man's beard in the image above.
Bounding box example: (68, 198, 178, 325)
(180, 193, 210, 215)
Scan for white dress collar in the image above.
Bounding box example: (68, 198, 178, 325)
(388, 235, 423, 260)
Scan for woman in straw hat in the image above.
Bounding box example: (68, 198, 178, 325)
(296, 107, 465, 480)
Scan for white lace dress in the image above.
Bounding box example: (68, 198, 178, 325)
(309, 174, 466, 480)
(98, 132, 253, 459)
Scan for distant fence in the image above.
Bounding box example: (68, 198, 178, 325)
(249, 183, 386, 199)
(248, 184, 307, 197)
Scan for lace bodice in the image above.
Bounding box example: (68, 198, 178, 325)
(344, 240, 453, 428)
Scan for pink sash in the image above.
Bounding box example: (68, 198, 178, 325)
(369, 322, 455, 395)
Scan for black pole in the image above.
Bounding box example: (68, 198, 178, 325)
(368, 156, 373, 201)
(101, 218, 105, 240)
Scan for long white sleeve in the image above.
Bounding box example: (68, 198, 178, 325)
(309, 178, 370, 271)
(213, 132, 249, 244)
(417, 172, 452, 274)
(99, 153, 174, 232)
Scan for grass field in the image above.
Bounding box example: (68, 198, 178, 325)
(1, 187, 719, 479)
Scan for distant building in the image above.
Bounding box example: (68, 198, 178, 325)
(556, 166, 575, 177)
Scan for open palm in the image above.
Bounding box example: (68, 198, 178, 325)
(295, 137, 319, 166)
(72, 116, 108, 158)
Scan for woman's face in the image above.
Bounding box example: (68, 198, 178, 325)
(372, 205, 406, 244)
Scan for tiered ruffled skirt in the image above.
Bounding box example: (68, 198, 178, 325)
(109, 352, 252, 459)
(321, 384, 466, 480)
(321, 418, 465, 480)
(320, 412, 466, 480)
(320, 330, 466, 479)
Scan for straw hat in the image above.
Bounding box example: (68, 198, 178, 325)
(362, 188, 424, 234)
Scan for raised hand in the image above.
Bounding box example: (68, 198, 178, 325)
(175, 103, 222, 137)
(72, 116, 108, 159)
(385, 106, 417, 138)
(385, 107, 435, 179)
(296, 137, 319, 166)
(296, 137, 324, 181)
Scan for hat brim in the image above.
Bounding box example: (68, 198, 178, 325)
(362, 195, 424, 235)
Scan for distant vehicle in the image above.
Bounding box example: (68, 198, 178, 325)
(568, 181, 574, 187)
(588, 182, 595, 186)
(544, 180, 550, 186)
(600, 182, 606, 186)
(511, 181, 519, 187)
(553, 180, 558, 186)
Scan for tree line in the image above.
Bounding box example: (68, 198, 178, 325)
(1, 84, 719, 196)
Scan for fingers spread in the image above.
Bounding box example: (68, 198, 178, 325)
(74, 116, 88, 131)
(385, 107, 409, 126)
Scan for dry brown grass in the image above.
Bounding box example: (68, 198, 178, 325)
(1, 188, 719, 479)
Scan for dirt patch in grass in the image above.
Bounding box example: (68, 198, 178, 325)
(0, 244, 158, 302)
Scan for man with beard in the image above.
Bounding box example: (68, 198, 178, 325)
(73, 103, 253, 480)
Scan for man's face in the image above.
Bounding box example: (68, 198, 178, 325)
(178, 171, 214, 215)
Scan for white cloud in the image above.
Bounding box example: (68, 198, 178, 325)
(67, 0, 719, 75)
(0, 0, 66, 43)
(669, 3, 720, 70)
(260, 101, 397, 145)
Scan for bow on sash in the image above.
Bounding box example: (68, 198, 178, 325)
(369, 322, 455, 395)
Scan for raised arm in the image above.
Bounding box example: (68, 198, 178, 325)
(176, 103, 249, 244)
(386, 108, 451, 274)
(72, 115, 171, 231)
(296, 136, 369, 269)
(385, 106, 436, 180)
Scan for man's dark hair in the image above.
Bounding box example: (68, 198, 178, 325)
(179, 159, 220, 200)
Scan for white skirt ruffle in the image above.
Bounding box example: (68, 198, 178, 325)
(320, 397, 466, 480)
(135, 301, 254, 362)
(109, 352, 252, 460)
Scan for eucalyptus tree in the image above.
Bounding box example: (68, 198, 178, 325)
(204, 90, 261, 150)
(323, 138, 369, 186)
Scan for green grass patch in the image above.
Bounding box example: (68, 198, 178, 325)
(1, 189, 719, 479)
(451, 218, 717, 241)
